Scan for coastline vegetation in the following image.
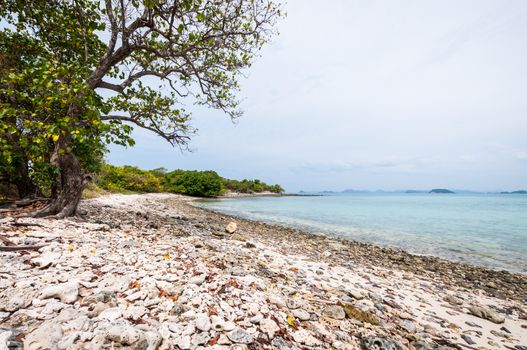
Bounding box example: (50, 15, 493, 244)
(0, 0, 282, 217)
(85, 164, 283, 198)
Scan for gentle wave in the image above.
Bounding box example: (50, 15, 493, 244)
(196, 193, 527, 273)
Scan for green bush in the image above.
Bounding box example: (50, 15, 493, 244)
(221, 178, 283, 193)
(164, 170, 222, 197)
(96, 165, 162, 193)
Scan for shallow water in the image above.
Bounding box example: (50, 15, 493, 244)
(196, 193, 527, 273)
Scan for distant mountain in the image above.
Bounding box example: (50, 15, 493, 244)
(405, 190, 427, 194)
(501, 190, 527, 194)
(429, 189, 455, 194)
(341, 189, 370, 193)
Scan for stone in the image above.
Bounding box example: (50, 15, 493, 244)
(191, 332, 210, 346)
(286, 299, 301, 309)
(24, 320, 63, 350)
(190, 274, 206, 285)
(259, 318, 279, 339)
(211, 315, 225, 331)
(99, 307, 123, 321)
(291, 329, 321, 346)
(125, 305, 148, 321)
(40, 281, 79, 304)
(268, 294, 286, 308)
(292, 309, 311, 321)
(250, 314, 263, 324)
(0, 287, 36, 312)
(217, 334, 231, 345)
(106, 322, 148, 349)
(223, 321, 236, 331)
(465, 321, 482, 328)
(98, 275, 132, 293)
(195, 313, 211, 332)
(31, 251, 61, 269)
(0, 329, 12, 350)
(443, 295, 463, 305)
(340, 303, 379, 325)
(272, 336, 293, 350)
(225, 222, 237, 234)
(412, 341, 455, 350)
(175, 335, 191, 349)
(362, 337, 408, 350)
(461, 335, 476, 345)
(399, 320, 417, 333)
(227, 328, 253, 344)
(468, 305, 505, 324)
(348, 288, 364, 300)
(322, 305, 346, 320)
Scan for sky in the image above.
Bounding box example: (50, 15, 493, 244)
(108, 0, 527, 192)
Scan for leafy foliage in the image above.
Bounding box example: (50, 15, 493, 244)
(163, 169, 223, 197)
(96, 164, 162, 193)
(0, 0, 282, 216)
(221, 178, 283, 194)
(90, 165, 284, 197)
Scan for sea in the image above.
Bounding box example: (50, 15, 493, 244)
(195, 193, 527, 273)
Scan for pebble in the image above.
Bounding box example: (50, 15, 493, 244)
(0, 193, 525, 350)
(259, 318, 279, 339)
(227, 328, 253, 344)
(292, 308, 311, 321)
(195, 313, 211, 331)
(189, 274, 206, 285)
(461, 334, 476, 345)
(322, 305, 346, 320)
(286, 298, 301, 309)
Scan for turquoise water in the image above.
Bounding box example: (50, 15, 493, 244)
(196, 194, 527, 273)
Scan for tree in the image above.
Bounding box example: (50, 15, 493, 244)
(164, 169, 222, 197)
(1, 0, 282, 217)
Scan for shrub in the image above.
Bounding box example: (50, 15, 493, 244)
(220, 178, 283, 194)
(96, 165, 162, 193)
(164, 170, 222, 197)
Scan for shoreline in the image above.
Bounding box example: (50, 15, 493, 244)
(194, 197, 525, 276)
(186, 196, 527, 302)
(1, 193, 526, 349)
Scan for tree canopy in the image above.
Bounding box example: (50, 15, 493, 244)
(0, 0, 282, 216)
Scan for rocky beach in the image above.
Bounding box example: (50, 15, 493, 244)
(1, 193, 526, 350)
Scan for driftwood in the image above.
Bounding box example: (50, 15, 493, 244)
(0, 235, 15, 246)
(0, 244, 47, 251)
(1, 233, 47, 251)
(12, 221, 43, 227)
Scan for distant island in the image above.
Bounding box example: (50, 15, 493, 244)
(429, 189, 455, 194)
(500, 190, 527, 194)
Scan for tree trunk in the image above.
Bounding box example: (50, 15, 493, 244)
(33, 138, 84, 218)
(12, 157, 41, 199)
